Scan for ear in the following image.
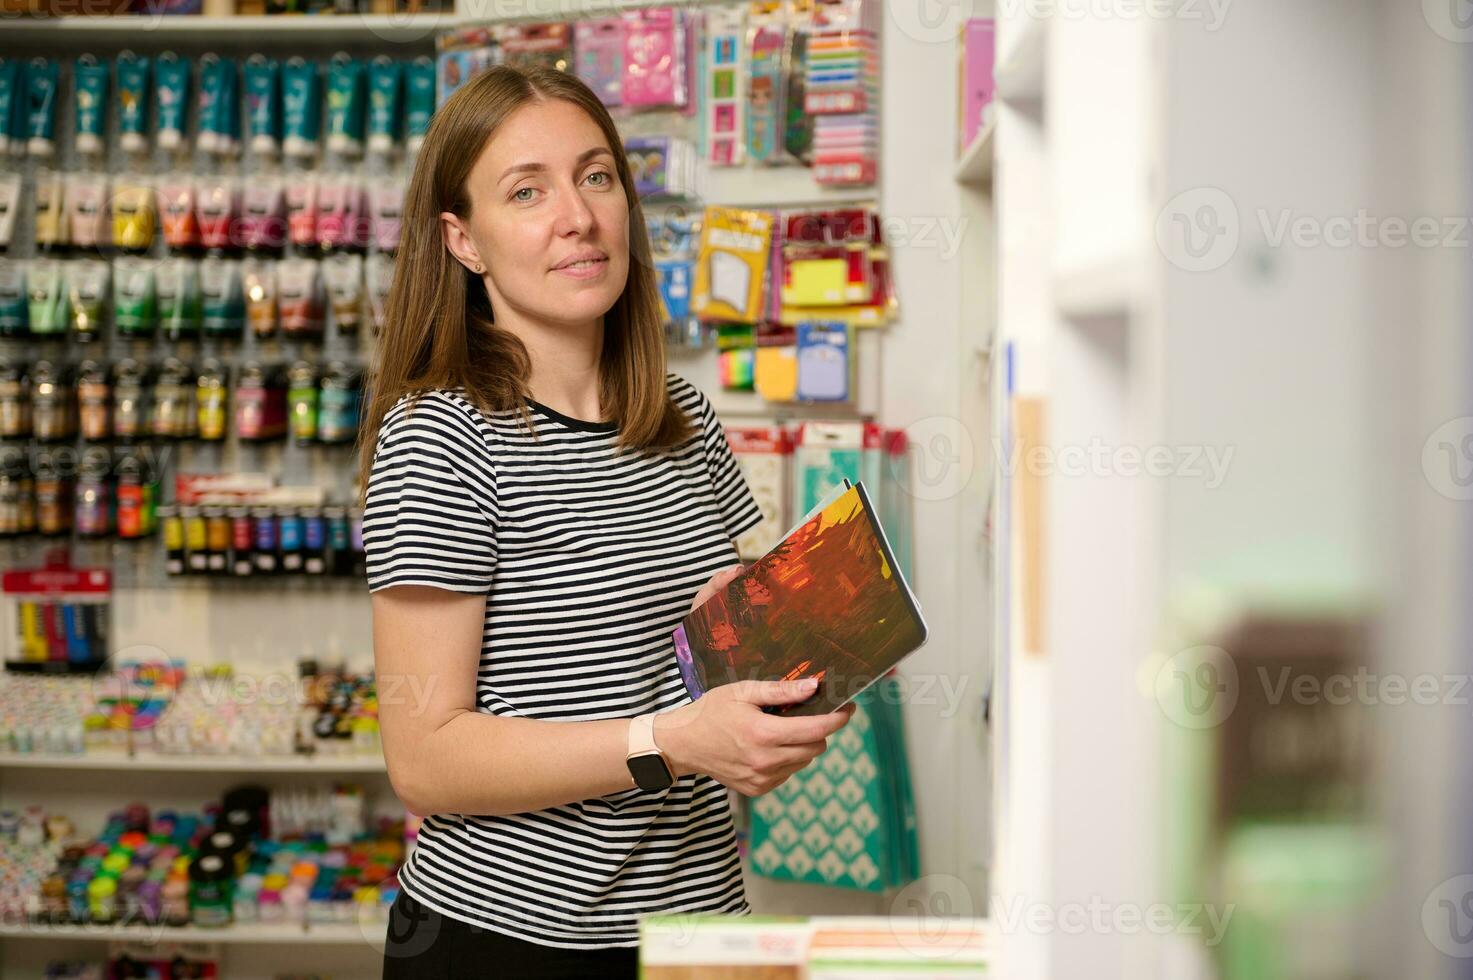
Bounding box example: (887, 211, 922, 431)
(440, 211, 485, 275)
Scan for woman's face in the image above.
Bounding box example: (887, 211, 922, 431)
(443, 98, 631, 330)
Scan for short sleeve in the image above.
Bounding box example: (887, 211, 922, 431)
(698, 391, 764, 544)
(363, 391, 499, 594)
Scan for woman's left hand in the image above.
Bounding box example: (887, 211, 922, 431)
(691, 563, 744, 612)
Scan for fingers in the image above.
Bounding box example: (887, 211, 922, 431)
(732, 677, 820, 707)
(764, 708, 852, 745)
(775, 741, 828, 768)
(690, 563, 746, 611)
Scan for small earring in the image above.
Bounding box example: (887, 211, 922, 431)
(473, 262, 484, 274)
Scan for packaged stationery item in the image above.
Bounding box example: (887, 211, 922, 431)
(625, 136, 696, 198)
(111, 180, 156, 254)
(692, 206, 773, 323)
(323, 253, 364, 335)
(622, 8, 690, 108)
(244, 55, 282, 159)
(754, 343, 798, 402)
(795, 321, 850, 401)
(404, 57, 436, 154)
(114, 257, 158, 338)
(959, 19, 996, 155)
(199, 256, 244, 338)
(32, 170, 66, 251)
(65, 174, 109, 252)
(747, 7, 790, 164)
(24, 58, 59, 158)
(72, 55, 109, 157)
(240, 178, 286, 253)
(499, 22, 572, 72)
(282, 58, 322, 160)
(675, 480, 927, 717)
(436, 29, 499, 109)
(115, 51, 151, 154)
(158, 176, 200, 252)
(26, 259, 66, 338)
(703, 6, 746, 166)
(0, 260, 26, 337)
(242, 257, 277, 338)
(157, 257, 203, 342)
(0, 173, 19, 251)
(366, 57, 403, 157)
(574, 17, 624, 106)
(153, 52, 191, 153)
(726, 426, 793, 560)
(195, 178, 238, 252)
(67, 261, 109, 343)
(325, 54, 367, 158)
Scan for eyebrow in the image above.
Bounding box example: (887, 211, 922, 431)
(498, 147, 613, 184)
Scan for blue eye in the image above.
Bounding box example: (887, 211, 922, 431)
(513, 187, 536, 202)
(586, 171, 611, 187)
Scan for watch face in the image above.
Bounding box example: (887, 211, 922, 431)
(628, 752, 674, 791)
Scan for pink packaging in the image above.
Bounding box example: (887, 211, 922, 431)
(622, 8, 688, 108)
(240, 179, 286, 252)
(574, 17, 625, 106)
(960, 19, 996, 153)
(369, 179, 404, 253)
(315, 176, 364, 252)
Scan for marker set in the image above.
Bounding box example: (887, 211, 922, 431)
(2, 564, 111, 672)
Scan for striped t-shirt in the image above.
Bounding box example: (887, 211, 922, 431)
(362, 373, 763, 949)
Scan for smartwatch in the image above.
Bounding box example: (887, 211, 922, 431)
(626, 714, 675, 791)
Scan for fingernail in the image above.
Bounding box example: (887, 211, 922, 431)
(802, 678, 818, 691)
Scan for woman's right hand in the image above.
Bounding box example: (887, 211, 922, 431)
(654, 678, 855, 797)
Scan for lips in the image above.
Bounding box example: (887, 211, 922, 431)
(551, 249, 608, 271)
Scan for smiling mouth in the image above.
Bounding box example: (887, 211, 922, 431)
(554, 256, 608, 271)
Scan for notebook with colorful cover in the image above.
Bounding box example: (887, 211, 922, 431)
(673, 480, 929, 717)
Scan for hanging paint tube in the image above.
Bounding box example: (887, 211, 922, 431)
(315, 174, 362, 252)
(0, 173, 20, 251)
(196, 177, 238, 252)
(65, 173, 109, 253)
(200, 256, 244, 338)
(158, 175, 200, 252)
(114, 257, 158, 338)
(326, 54, 366, 158)
(0, 59, 18, 156)
(25, 58, 59, 159)
(323, 253, 363, 335)
(240, 178, 285, 253)
(366, 57, 402, 157)
(243, 257, 277, 337)
(32, 170, 66, 252)
(68, 259, 109, 344)
(111, 178, 156, 254)
(158, 257, 202, 342)
(244, 55, 281, 159)
(195, 54, 223, 155)
(0, 260, 27, 337)
(115, 51, 150, 155)
(284, 175, 319, 249)
(365, 252, 393, 334)
(282, 58, 321, 160)
(277, 257, 324, 338)
(27, 260, 66, 338)
(369, 177, 403, 252)
(213, 57, 242, 157)
(404, 57, 435, 155)
(72, 55, 109, 158)
(153, 52, 190, 153)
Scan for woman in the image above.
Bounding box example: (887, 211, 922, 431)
(360, 65, 854, 979)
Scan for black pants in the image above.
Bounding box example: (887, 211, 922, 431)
(383, 891, 639, 979)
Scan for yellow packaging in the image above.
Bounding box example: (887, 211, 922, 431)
(111, 180, 156, 253)
(754, 345, 798, 402)
(692, 206, 773, 323)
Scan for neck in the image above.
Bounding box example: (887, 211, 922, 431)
(496, 307, 605, 422)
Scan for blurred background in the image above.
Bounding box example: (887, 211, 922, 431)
(0, 0, 1464, 977)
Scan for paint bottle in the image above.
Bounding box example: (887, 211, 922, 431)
(113, 360, 149, 442)
(325, 506, 352, 575)
(30, 360, 74, 442)
(278, 509, 304, 573)
(252, 507, 278, 574)
(287, 360, 318, 444)
(0, 361, 30, 438)
(195, 360, 228, 442)
(182, 506, 208, 574)
(160, 505, 185, 575)
(318, 363, 360, 444)
(229, 507, 254, 577)
(77, 359, 111, 441)
(188, 853, 232, 928)
(150, 358, 194, 440)
(301, 508, 326, 575)
(75, 448, 112, 539)
(0, 259, 26, 337)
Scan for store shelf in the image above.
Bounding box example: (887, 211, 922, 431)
(954, 119, 996, 187)
(0, 751, 386, 773)
(1052, 252, 1137, 319)
(0, 12, 453, 41)
(0, 920, 384, 945)
(995, 16, 1046, 103)
(691, 166, 879, 211)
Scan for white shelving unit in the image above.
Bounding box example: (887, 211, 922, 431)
(953, 118, 995, 188)
(0, 12, 455, 39)
(0, 751, 386, 773)
(0, 920, 383, 944)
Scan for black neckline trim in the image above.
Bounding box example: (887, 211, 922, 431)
(525, 398, 619, 433)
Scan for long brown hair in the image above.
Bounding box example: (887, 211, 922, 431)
(356, 65, 694, 496)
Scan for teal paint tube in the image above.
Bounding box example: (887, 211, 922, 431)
(196, 54, 226, 154)
(25, 58, 59, 159)
(404, 57, 435, 155)
(213, 56, 240, 156)
(72, 55, 109, 158)
(282, 58, 321, 160)
(244, 55, 281, 159)
(115, 52, 150, 155)
(0, 59, 19, 156)
(154, 52, 190, 153)
(325, 54, 366, 158)
(366, 56, 401, 157)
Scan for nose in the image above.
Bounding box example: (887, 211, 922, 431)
(553, 181, 595, 238)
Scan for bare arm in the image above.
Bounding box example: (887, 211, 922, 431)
(374, 566, 853, 817)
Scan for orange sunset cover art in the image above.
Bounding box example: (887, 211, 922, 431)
(673, 483, 928, 717)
